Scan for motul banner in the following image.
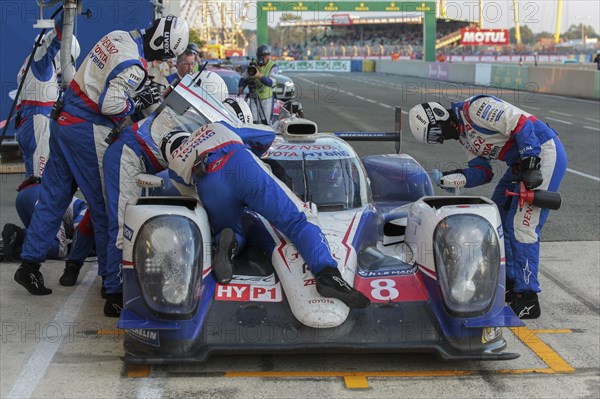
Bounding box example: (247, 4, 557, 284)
(460, 29, 510, 46)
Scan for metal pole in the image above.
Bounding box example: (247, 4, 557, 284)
(60, 0, 77, 90)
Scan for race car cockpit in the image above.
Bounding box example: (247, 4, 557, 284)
(266, 157, 365, 211)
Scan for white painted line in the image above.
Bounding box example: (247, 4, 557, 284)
(549, 110, 572, 117)
(355, 95, 365, 100)
(583, 126, 600, 132)
(567, 168, 600, 182)
(545, 117, 572, 125)
(401, 110, 408, 115)
(584, 117, 599, 123)
(366, 99, 377, 103)
(378, 103, 393, 109)
(523, 105, 541, 111)
(7, 267, 97, 399)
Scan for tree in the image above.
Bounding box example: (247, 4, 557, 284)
(562, 24, 598, 41)
(535, 31, 554, 40)
(509, 25, 535, 45)
(188, 29, 205, 48)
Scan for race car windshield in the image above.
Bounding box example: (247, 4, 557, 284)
(266, 157, 365, 211)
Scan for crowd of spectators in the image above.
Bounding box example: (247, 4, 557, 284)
(271, 21, 470, 58)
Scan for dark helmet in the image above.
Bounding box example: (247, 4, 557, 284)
(143, 15, 189, 61)
(257, 44, 271, 57)
(186, 42, 199, 54)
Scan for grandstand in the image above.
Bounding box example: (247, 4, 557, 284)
(275, 16, 472, 59)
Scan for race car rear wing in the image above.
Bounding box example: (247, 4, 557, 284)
(330, 106, 402, 154)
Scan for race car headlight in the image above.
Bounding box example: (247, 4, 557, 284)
(134, 215, 203, 319)
(433, 214, 500, 317)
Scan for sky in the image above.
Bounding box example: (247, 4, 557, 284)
(441, 0, 600, 34)
(208, 0, 600, 34)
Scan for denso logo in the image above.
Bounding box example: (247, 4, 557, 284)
(100, 36, 119, 54)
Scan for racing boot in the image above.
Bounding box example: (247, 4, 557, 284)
(316, 267, 370, 309)
(510, 292, 541, 319)
(213, 228, 237, 284)
(104, 293, 123, 317)
(59, 260, 83, 287)
(99, 277, 107, 299)
(14, 261, 52, 295)
(2, 223, 25, 262)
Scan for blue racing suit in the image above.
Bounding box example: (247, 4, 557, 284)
(20, 29, 149, 295)
(104, 111, 270, 277)
(167, 122, 338, 273)
(16, 183, 94, 263)
(450, 95, 568, 293)
(15, 13, 64, 178)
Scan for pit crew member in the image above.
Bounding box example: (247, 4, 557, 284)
(14, 16, 189, 319)
(102, 96, 250, 301)
(409, 97, 567, 319)
(2, 182, 94, 287)
(163, 122, 371, 309)
(15, 11, 79, 179)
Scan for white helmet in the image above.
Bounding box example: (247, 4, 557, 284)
(222, 98, 253, 124)
(199, 71, 228, 102)
(144, 15, 189, 61)
(160, 130, 191, 163)
(408, 102, 453, 144)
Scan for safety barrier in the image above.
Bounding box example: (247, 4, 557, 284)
(376, 60, 600, 100)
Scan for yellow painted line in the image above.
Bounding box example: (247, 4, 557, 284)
(344, 376, 369, 389)
(510, 326, 575, 373)
(127, 364, 152, 378)
(96, 329, 125, 335)
(530, 329, 573, 334)
(497, 368, 556, 375)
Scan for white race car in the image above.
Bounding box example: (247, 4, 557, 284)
(117, 76, 524, 364)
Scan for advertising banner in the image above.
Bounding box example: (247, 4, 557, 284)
(278, 61, 351, 72)
(460, 29, 510, 46)
(427, 62, 449, 80)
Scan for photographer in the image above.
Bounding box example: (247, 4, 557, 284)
(237, 45, 278, 125)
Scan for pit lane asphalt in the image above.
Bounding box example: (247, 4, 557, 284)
(0, 72, 598, 398)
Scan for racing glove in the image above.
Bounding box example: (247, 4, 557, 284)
(520, 156, 543, 190)
(432, 168, 467, 192)
(134, 85, 162, 112)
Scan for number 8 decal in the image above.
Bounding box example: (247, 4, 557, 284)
(370, 279, 399, 301)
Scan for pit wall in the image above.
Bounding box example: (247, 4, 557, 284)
(376, 60, 600, 100)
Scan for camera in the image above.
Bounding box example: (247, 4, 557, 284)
(246, 78, 257, 91)
(247, 59, 258, 76)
